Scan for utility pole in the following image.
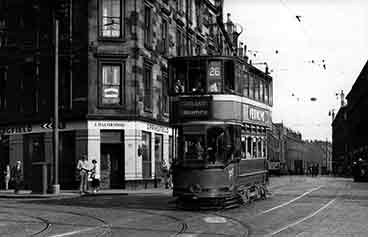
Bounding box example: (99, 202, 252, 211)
(50, 18, 60, 194)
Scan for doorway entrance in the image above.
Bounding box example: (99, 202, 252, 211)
(100, 130, 125, 189)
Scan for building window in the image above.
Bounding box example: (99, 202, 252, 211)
(100, 0, 122, 38)
(176, 28, 185, 56)
(162, 68, 169, 114)
(101, 64, 122, 105)
(0, 67, 6, 110)
(143, 64, 152, 111)
(144, 5, 152, 47)
(0, 18, 6, 48)
(161, 19, 168, 55)
(177, 0, 184, 13)
(187, 0, 193, 22)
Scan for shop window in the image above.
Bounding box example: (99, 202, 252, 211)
(143, 64, 152, 111)
(154, 134, 163, 177)
(101, 64, 123, 105)
(142, 131, 152, 178)
(100, 0, 122, 38)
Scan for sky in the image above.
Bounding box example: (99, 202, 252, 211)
(224, 0, 368, 141)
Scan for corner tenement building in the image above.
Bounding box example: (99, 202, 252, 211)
(0, 0, 237, 189)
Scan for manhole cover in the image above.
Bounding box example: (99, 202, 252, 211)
(203, 216, 227, 223)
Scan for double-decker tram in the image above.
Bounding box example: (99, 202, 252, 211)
(169, 56, 273, 209)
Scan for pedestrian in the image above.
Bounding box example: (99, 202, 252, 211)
(77, 154, 89, 195)
(161, 160, 169, 189)
(11, 161, 22, 194)
(3, 164, 10, 190)
(90, 159, 100, 194)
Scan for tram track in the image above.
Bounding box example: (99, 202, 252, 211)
(0, 202, 191, 237)
(0, 203, 112, 237)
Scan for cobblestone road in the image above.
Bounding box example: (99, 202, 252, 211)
(1, 176, 367, 237)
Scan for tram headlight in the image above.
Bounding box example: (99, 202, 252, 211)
(189, 184, 202, 193)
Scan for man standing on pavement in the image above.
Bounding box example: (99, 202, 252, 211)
(11, 161, 22, 194)
(77, 154, 89, 194)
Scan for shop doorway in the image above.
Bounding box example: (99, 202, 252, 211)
(100, 130, 124, 189)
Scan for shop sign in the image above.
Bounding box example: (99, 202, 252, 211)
(0, 125, 32, 134)
(91, 121, 126, 129)
(146, 123, 169, 134)
(249, 107, 266, 122)
(178, 96, 212, 120)
(103, 87, 119, 98)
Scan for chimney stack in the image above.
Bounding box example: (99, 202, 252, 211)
(340, 90, 345, 107)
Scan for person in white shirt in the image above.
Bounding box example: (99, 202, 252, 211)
(77, 154, 89, 194)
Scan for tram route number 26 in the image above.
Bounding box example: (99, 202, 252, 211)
(209, 66, 221, 77)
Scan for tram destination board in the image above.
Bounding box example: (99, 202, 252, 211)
(176, 96, 212, 121)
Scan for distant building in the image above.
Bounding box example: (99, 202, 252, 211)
(0, 0, 236, 189)
(340, 60, 368, 177)
(267, 123, 331, 175)
(332, 106, 349, 176)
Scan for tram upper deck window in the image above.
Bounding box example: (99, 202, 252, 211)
(172, 61, 206, 94)
(224, 60, 235, 92)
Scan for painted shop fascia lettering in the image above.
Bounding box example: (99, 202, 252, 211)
(89, 120, 171, 135)
(0, 125, 32, 135)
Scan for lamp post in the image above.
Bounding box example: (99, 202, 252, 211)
(50, 17, 60, 194)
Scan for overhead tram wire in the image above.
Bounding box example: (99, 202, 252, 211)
(278, 0, 328, 72)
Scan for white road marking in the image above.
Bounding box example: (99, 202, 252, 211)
(203, 216, 227, 223)
(259, 185, 323, 215)
(49, 226, 105, 237)
(268, 198, 336, 236)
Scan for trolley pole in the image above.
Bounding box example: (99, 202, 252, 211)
(50, 18, 60, 194)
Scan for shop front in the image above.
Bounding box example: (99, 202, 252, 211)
(0, 120, 173, 190)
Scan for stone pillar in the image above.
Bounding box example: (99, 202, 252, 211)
(9, 135, 23, 167)
(125, 125, 142, 180)
(88, 129, 100, 170)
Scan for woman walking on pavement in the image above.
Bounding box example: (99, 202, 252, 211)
(4, 164, 10, 190)
(77, 154, 89, 195)
(90, 159, 100, 194)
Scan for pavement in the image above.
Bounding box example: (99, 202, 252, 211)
(0, 175, 346, 199)
(0, 187, 175, 199)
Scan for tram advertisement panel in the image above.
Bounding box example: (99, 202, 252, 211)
(173, 96, 212, 122)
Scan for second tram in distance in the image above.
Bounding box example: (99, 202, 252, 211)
(169, 56, 273, 209)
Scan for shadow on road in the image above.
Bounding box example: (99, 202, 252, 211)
(22, 193, 178, 211)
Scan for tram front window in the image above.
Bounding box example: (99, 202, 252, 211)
(207, 127, 230, 163)
(184, 135, 205, 160)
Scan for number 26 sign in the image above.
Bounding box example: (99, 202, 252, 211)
(208, 61, 222, 79)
